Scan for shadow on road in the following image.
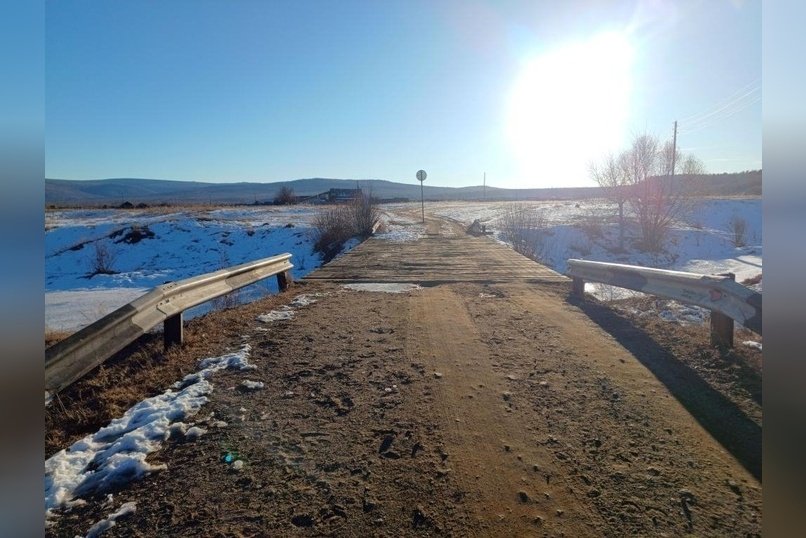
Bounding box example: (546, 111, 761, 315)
(570, 296, 762, 482)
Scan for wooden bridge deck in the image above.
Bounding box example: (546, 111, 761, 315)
(304, 217, 567, 284)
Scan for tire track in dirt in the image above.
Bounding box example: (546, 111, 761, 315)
(405, 285, 603, 536)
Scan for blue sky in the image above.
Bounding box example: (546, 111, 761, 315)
(46, 0, 760, 189)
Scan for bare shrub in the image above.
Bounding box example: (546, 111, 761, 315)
(728, 215, 747, 247)
(312, 193, 380, 262)
(578, 207, 606, 242)
(88, 240, 118, 276)
(498, 205, 548, 261)
(313, 205, 353, 262)
(348, 192, 381, 237)
(273, 186, 296, 205)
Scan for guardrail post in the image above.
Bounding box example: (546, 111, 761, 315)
(164, 313, 183, 349)
(710, 272, 735, 348)
(277, 270, 292, 292)
(572, 277, 585, 299)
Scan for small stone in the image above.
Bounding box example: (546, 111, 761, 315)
(539, 381, 548, 387)
(291, 514, 314, 527)
(504, 444, 512, 452)
(232, 460, 244, 471)
(517, 490, 530, 503)
(556, 509, 565, 517)
(533, 515, 544, 526)
(502, 391, 512, 401)
(727, 480, 742, 496)
(434, 372, 443, 379)
(379, 434, 395, 453)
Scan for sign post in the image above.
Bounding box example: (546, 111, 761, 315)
(416, 169, 427, 223)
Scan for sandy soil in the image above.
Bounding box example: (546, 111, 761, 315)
(46, 276, 761, 536)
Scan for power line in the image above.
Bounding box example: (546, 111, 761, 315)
(678, 78, 759, 124)
(678, 80, 761, 134)
(679, 93, 760, 135)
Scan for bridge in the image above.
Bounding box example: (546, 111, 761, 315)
(46, 212, 762, 536)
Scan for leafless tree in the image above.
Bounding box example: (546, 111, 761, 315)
(590, 134, 704, 251)
(589, 152, 630, 250)
(600, 133, 704, 252)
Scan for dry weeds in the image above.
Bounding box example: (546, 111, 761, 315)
(45, 282, 311, 457)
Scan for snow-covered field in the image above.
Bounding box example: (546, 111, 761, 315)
(45, 198, 760, 333)
(427, 197, 762, 296)
(44, 206, 423, 332)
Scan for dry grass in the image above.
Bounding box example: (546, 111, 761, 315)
(45, 282, 318, 457)
(603, 294, 762, 423)
(45, 329, 72, 348)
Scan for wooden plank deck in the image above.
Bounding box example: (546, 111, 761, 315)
(304, 219, 568, 284)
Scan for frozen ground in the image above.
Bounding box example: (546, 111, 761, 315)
(45, 205, 419, 332)
(45, 199, 760, 333)
(427, 197, 762, 286)
(45, 345, 255, 521)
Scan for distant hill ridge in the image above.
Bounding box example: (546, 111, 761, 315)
(45, 171, 761, 205)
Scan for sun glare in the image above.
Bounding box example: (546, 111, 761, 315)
(506, 32, 634, 187)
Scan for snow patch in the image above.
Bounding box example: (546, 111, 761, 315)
(742, 340, 763, 351)
(290, 293, 325, 307)
(257, 307, 294, 322)
(184, 426, 207, 441)
(657, 303, 708, 325)
(45, 346, 253, 519)
(84, 501, 137, 538)
(240, 380, 265, 390)
(376, 227, 424, 242)
(343, 283, 422, 293)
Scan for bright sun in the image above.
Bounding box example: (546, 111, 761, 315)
(506, 32, 634, 187)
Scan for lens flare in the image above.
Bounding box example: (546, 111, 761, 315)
(506, 32, 634, 187)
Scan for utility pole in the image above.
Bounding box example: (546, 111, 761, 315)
(670, 120, 678, 177)
(483, 172, 486, 201)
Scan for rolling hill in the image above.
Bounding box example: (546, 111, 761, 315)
(45, 171, 761, 206)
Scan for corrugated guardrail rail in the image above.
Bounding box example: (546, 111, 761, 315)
(45, 253, 293, 402)
(566, 259, 761, 347)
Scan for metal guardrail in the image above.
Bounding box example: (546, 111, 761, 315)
(45, 253, 294, 400)
(565, 259, 762, 347)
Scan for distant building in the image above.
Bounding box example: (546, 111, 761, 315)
(327, 188, 361, 202)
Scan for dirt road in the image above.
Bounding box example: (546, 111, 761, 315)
(48, 216, 761, 537)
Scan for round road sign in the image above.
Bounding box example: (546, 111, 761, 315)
(416, 169, 427, 182)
